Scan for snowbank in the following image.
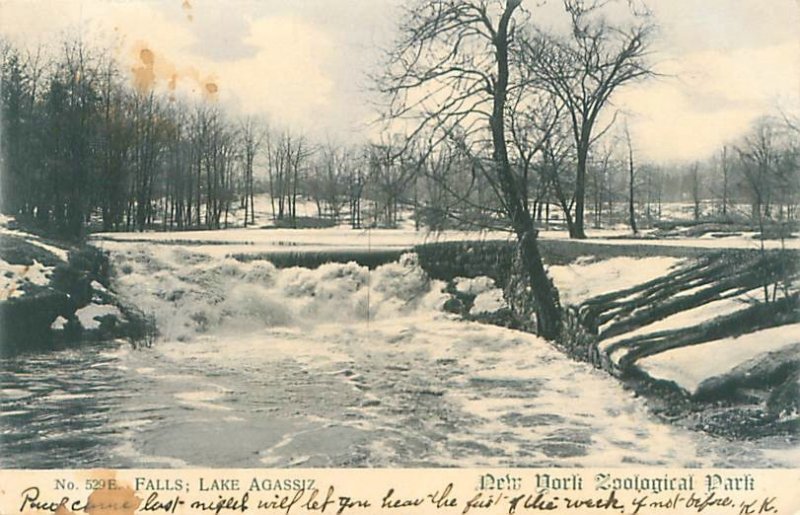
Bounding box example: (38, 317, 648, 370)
(638, 324, 800, 395)
(75, 303, 125, 330)
(549, 256, 683, 306)
(599, 288, 762, 354)
(0, 258, 53, 300)
(454, 276, 496, 295)
(470, 289, 506, 315)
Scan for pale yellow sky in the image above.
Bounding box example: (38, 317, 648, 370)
(0, 0, 797, 163)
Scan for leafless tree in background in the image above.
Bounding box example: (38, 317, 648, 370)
(624, 122, 638, 234)
(523, 0, 655, 238)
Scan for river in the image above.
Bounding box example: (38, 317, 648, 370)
(1, 244, 795, 468)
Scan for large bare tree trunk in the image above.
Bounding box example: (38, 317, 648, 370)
(572, 146, 588, 239)
(491, 0, 561, 339)
(626, 124, 638, 234)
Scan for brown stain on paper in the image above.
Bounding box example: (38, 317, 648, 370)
(132, 48, 157, 92)
(181, 0, 193, 22)
(129, 43, 218, 100)
(52, 471, 140, 515)
(83, 484, 140, 515)
(55, 504, 78, 515)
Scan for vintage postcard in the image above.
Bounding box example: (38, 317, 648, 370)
(0, 0, 798, 513)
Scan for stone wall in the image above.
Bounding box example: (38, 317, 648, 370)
(414, 240, 515, 286)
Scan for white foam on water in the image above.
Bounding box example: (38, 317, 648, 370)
(174, 391, 233, 411)
(111, 247, 446, 343)
(98, 242, 798, 468)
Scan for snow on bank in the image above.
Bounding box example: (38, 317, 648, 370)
(75, 303, 125, 330)
(92, 228, 513, 260)
(470, 289, 505, 315)
(0, 224, 70, 262)
(638, 324, 800, 395)
(454, 276, 496, 295)
(548, 256, 683, 306)
(0, 258, 53, 300)
(94, 227, 510, 248)
(598, 288, 763, 355)
(50, 316, 68, 330)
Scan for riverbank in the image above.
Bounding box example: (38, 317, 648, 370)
(4, 218, 798, 452)
(0, 221, 148, 355)
(415, 240, 799, 441)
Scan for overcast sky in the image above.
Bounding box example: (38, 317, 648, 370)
(0, 0, 798, 163)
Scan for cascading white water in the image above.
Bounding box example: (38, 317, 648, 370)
(111, 245, 450, 343)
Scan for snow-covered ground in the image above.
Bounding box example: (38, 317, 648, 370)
(599, 288, 763, 353)
(0, 259, 53, 300)
(91, 223, 799, 261)
(92, 227, 513, 259)
(638, 324, 800, 395)
(549, 256, 798, 398)
(548, 256, 684, 306)
(89, 193, 800, 255)
(0, 223, 70, 262)
(74, 303, 125, 330)
(0, 222, 66, 301)
(0, 223, 126, 334)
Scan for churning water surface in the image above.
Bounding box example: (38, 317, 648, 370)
(1, 246, 796, 468)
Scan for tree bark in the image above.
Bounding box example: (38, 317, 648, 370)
(571, 145, 588, 238)
(490, 0, 561, 339)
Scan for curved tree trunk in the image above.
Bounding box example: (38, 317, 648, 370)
(490, 0, 562, 339)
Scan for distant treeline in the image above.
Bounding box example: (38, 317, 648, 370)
(0, 39, 395, 238)
(1, 37, 798, 239)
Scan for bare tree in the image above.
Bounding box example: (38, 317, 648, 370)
(239, 116, 265, 227)
(687, 162, 701, 222)
(523, 0, 655, 238)
(719, 145, 730, 217)
(378, 0, 562, 338)
(736, 119, 779, 224)
(0, 37, 268, 236)
(623, 122, 638, 234)
(307, 141, 353, 223)
(346, 147, 368, 229)
(588, 143, 615, 228)
(265, 130, 312, 226)
(367, 135, 419, 228)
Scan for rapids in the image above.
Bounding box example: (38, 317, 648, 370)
(1, 245, 796, 467)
